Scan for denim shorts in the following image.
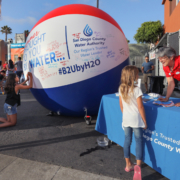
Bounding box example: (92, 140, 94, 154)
(4, 103, 17, 115)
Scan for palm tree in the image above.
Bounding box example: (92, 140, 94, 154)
(0, 25, 12, 41)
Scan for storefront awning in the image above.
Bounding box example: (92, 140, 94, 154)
(154, 33, 168, 49)
(11, 43, 25, 49)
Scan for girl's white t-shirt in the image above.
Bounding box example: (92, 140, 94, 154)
(119, 86, 145, 128)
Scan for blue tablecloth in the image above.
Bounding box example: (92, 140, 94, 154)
(95, 94, 180, 180)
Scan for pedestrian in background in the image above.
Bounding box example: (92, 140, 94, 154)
(6, 59, 14, 77)
(3, 60, 8, 71)
(0, 70, 6, 94)
(0, 60, 2, 70)
(0, 72, 33, 128)
(15, 57, 23, 80)
(119, 65, 147, 180)
(141, 55, 154, 93)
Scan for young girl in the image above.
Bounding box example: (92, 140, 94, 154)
(119, 65, 147, 180)
(0, 72, 33, 128)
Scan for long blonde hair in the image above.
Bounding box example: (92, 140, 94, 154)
(119, 65, 139, 103)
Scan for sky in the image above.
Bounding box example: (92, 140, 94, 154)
(0, 0, 164, 44)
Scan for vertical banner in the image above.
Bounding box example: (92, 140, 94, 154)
(7, 44, 11, 60)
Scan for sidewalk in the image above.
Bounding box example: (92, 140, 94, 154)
(0, 154, 119, 180)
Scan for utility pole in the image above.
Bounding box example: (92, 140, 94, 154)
(97, 0, 99, 8)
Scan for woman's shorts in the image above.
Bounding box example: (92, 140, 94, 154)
(4, 103, 17, 115)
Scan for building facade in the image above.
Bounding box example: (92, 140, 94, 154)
(9, 43, 25, 63)
(0, 39, 7, 65)
(162, 0, 180, 33)
(0, 31, 27, 66)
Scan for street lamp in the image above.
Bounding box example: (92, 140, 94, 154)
(97, 0, 99, 8)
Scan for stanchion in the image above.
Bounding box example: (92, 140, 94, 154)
(84, 108, 92, 125)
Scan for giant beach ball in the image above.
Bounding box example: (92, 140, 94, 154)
(23, 4, 129, 116)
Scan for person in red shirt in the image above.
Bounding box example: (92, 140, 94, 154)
(3, 61, 8, 71)
(156, 47, 180, 106)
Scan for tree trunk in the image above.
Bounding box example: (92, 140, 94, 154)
(5, 33, 7, 41)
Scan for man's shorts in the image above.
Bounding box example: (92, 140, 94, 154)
(16, 71, 23, 79)
(143, 73, 152, 84)
(4, 103, 17, 115)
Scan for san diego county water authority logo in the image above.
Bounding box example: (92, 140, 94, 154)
(83, 24, 93, 36)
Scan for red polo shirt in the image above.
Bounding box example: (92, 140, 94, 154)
(163, 56, 180, 81)
(3, 63, 7, 70)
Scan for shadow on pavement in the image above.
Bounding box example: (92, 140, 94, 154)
(0, 130, 100, 152)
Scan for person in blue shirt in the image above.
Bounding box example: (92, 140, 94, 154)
(141, 55, 154, 93)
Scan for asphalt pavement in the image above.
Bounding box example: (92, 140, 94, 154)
(0, 89, 169, 180)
